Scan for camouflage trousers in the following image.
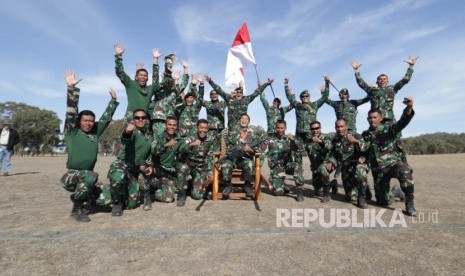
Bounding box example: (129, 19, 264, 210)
(177, 163, 209, 200)
(220, 158, 253, 183)
(372, 161, 414, 206)
(294, 133, 307, 165)
(107, 160, 149, 209)
(319, 162, 368, 194)
(269, 160, 304, 190)
(60, 169, 101, 201)
(152, 168, 176, 203)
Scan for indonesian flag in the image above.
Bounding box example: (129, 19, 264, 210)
(225, 23, 256, 90)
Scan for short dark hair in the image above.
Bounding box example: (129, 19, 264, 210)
(133, 109, 147, 116)
(310, 120, 321, 128)
(368, 109, 383, 116)
(165, 115, 178, 123)
(78, 110, 95, 122)
(377, 74, 388, 80)
(136, 68, 148, 77)
(240, 113, 250, 121)
(335, 118, 347, 125)
(197, 118, 209, 127)
(276, 119, 286, 126)
(273, 98, 281, 105)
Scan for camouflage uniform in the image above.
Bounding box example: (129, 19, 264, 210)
(114, 54, 159, 123)
(176, 83, 202, 138)
(107, 127, 153, 209)
(150, 88, 183, 137)
(261, 134, 304, 192)
(355, 68, 413, 121)
(319, 133, 369, 199)
(286, 81, 329, 164)
(219, 127, 260, 184)
(61, 86, 118, 202)
(362, 108, 415, 206)
(304, 133, 332, 191)
(198, 85, 226, 153)
(260, 93, 293, 135)
(326, 96, 369, 133)
(151, 131, 182, 203)
(177, 133, 215, 199)
(208, 79, 269, 131)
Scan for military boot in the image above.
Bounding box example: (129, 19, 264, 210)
(296, 188, 304, 202)
(243, 181, 255, 198)
(330, 179, 338, 195)
(343, 186, 352, 202)
(404, 193, 417, 217)
(321, 186, 331, 203)
(365, 187, 373, 201)
(392, 186, 405, 202)
(222, 181, 232, 199)
(177, 189, 187, 207)
(143, 191, 152, 211)
(71, 199, 90, 222)
(357, 195, 368, 209)
(111, 199, 123, 217)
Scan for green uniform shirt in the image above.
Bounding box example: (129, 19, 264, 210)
(65, 87, 119, 170)
(260, 93, 293, 134)
(118, 128, 153, 167)
(151, 131, 182, 172)
(326, 96, 369, 132)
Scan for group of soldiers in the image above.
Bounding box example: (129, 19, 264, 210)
(60, 43, 419, 222)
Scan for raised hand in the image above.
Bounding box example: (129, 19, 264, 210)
(64, 69, 82, 87)
(284, 77, 289, 85)
(125, 123, 136, 134)
(319, 84, 325, 93)
(404, 55, 419, 67)
(181, 60, 188, 68)
(114, 42, 125, 56)
(109, 87, 117, 100)
(402, 97, 413, 107)
(152, 48, 162, 59)
(351, 61, 362, 72)
(172, 70, 181, 81)
(196, 73, 205, 83)
(266, 78, 274, 85)
(191, 74, 198, 85)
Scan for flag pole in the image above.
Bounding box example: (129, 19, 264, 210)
(323, 74, 340, 93)
(254, 64, 276, 98)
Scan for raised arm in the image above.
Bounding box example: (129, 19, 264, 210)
(284, 78, 299, 107)
(393, 55, 418, 92)
(152, 48, 162, 92)
(389, 97, 415, 136)
(96, 88, 119, 137)
(259, 89, 270, 112)
(207, 76, 230, 102)
(314, 76, 330, 108)
(246, 78, 274, 103)
(351, 95, 370, 107)
(114, 42, 131, 85)
(351, 60, 373, 93)
(63, 69, 82, 134)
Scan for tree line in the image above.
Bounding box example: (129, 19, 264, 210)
(1, 101, 463, 156)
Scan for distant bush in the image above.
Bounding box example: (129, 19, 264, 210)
(402, 133, 465, 155)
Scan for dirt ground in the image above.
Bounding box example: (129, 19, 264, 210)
(1, 154, 464, 275)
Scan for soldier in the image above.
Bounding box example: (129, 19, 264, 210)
(261, 120, 305, 201)
(150, 116, 182, 203)
(198, 78, 227, 153)
(325, 88, 369, 133)
(206, 76, 273, 131)
(319, 119, 369, 207)
(176, 119, 215, 206)
(361, 98, 417, 216)
(106, 109, 153, 216)
(218, 114, 260, 199)
(114, 43, 160, 122)
(176, 76, 203, 138)
(150, 70, 185, 136)
(350, 56, 418, 122)
(304, 121, 332, 199)
(260, 84, 294, 135)
(285, 76, 329, 165)
(60, 70, 119, 222)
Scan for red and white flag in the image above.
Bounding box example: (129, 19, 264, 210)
(225, 23, 256, 90)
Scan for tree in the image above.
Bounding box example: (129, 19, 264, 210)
(14, 107, 61, 155)
(249, 124, 266, 142)
(99, 119, 125, 155)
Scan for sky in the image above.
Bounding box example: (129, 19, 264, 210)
(0, 0, 464, 137)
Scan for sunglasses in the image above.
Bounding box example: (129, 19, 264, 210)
(301, 95, 309, 98)
(235, 91, 243, 94)
(134, 116, 147, 120)
(311, 127, 320, 131)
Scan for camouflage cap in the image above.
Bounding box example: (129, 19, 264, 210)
(164, 54, 177, 64)
(299, 90, 310, 97)
(339, 88, 349, 96)
(184, 92, 195, 99)
(273, 97, 282, 104)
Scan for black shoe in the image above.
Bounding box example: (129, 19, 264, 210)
(71, 200, 90, 222)
(112, 202, 123, 217)
(321, 187, 331, 203)
(143, 192, 152, 211)
(330, 179, 338, 195)
(283, 186, 291, 194)
(404, 193, 417, 217)
(296, 189, 304, 202)
(357, 196, 368, 209)
(274, 187, 284, 196)
(177, 190, 187, 207)
(244, 185, 255, 198)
